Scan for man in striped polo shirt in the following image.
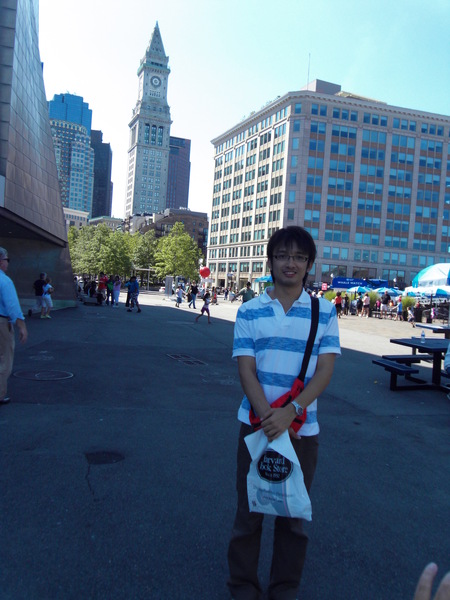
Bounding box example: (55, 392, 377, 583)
(227, 226, 341, 600)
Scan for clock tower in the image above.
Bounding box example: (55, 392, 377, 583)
(125, 22, 172, 217)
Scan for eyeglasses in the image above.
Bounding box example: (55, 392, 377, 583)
(0, 257, 9, 262)
(272, 254, 309, 264)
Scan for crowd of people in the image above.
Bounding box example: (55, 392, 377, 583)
(76, 273, 141, 312)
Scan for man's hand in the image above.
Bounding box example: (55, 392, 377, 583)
(17, 319, 28, 344)
(261, 404, 296, 442)
(414, 563, 450, 600)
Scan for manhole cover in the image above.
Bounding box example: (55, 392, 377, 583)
(84, 451, 125, 465)
(13, 370, 74, 381)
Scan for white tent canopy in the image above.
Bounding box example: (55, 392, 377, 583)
(404, 284, 450, 297)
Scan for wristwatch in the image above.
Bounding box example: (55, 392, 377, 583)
(291, 401, 303, 417)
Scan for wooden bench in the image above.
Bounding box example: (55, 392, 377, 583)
(381, 354, 433, 364)
(372, 358, 425, 391)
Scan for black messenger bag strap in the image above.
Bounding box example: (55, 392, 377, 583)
(297, 296, 320, 383)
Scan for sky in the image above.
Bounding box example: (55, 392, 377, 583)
(38, 0, 450, 220)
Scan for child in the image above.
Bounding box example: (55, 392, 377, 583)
(195, 291, 211, 324)
(407, 306, 415, 327)
(395, 299, 403, 321)
(175, 285, 184, 307)
(41, 276, 54, 319)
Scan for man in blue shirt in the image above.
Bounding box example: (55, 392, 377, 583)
(0, 247, 28, 404)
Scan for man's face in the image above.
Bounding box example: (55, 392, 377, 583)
(0, 257, 9, 273)
(268, 242, 312, 289)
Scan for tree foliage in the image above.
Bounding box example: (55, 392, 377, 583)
(67, 222, 201, 281)
(133, 230, 157, 269)
(154, 222, 202, 281)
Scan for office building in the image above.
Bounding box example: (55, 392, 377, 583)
(90, 130, 113, 218)
(0, 0, 75, 308)
(48, 93, 92, 133)
(167, 136, 191, 209)
(63, 208, 89, 231)
(89, 216, 123, 231)
(125, 22, 172, 217)
(48, 93, 95, 215)
(141, 208, 208, 256)
(208, 80, 450, 290)
(122, 214, 153, 234)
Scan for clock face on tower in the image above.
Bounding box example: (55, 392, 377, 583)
(151, 76, 161, 87)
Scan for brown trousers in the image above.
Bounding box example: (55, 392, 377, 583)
(0, 320, 15, 400)
(227, 423, 319, 600)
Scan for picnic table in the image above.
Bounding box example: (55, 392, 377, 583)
(415, 323, 450, 339)
(373, 337, 449, 391)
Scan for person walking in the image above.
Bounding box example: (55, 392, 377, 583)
(342, 292, 349, 316)
(227, 226, 340, 600)
(112, 276, 121, 308)
(41, 276, 54, 319)
(408, 306, 416, 327)
(0, 247, 28, 404)
(363, 292, 370, 318)
(195, 291, 211, 324)
(188, 281, 198, 309)
(98, 272, 108, 303)
(125, 276, 141, 313)
(28, 272, 46, 317)
(105, 275, 114, 306)
(231, 282, 255, 303)
(380, 291, 391, 319)
(356, 293, 363, 317)
(334, 291, 343, 318)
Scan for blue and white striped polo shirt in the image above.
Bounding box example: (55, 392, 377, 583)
(232, 288, 341, 436)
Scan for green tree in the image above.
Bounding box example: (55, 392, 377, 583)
(133, 230, 157, 270)
(68, 224, 135, 277)
(155, 222, 201, 281)
(98, 229, 133, 276)
(68, 225, 98, 274)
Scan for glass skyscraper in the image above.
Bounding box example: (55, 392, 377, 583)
(90, 130, 113, 218)
(48, 93, 95, 215)
(167, 136, 191, 210)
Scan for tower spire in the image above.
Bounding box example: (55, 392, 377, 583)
(143, 22, 169, 69)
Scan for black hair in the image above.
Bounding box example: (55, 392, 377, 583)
(267, 226, 317, 285)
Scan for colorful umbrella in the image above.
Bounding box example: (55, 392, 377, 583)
(374, 287, 399, 296)
(412, 263, 450, 288)
(347, 286, 370, 293)
(434, 288, 450, 298)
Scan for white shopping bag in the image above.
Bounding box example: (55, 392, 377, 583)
(245, 429, 312, 520)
